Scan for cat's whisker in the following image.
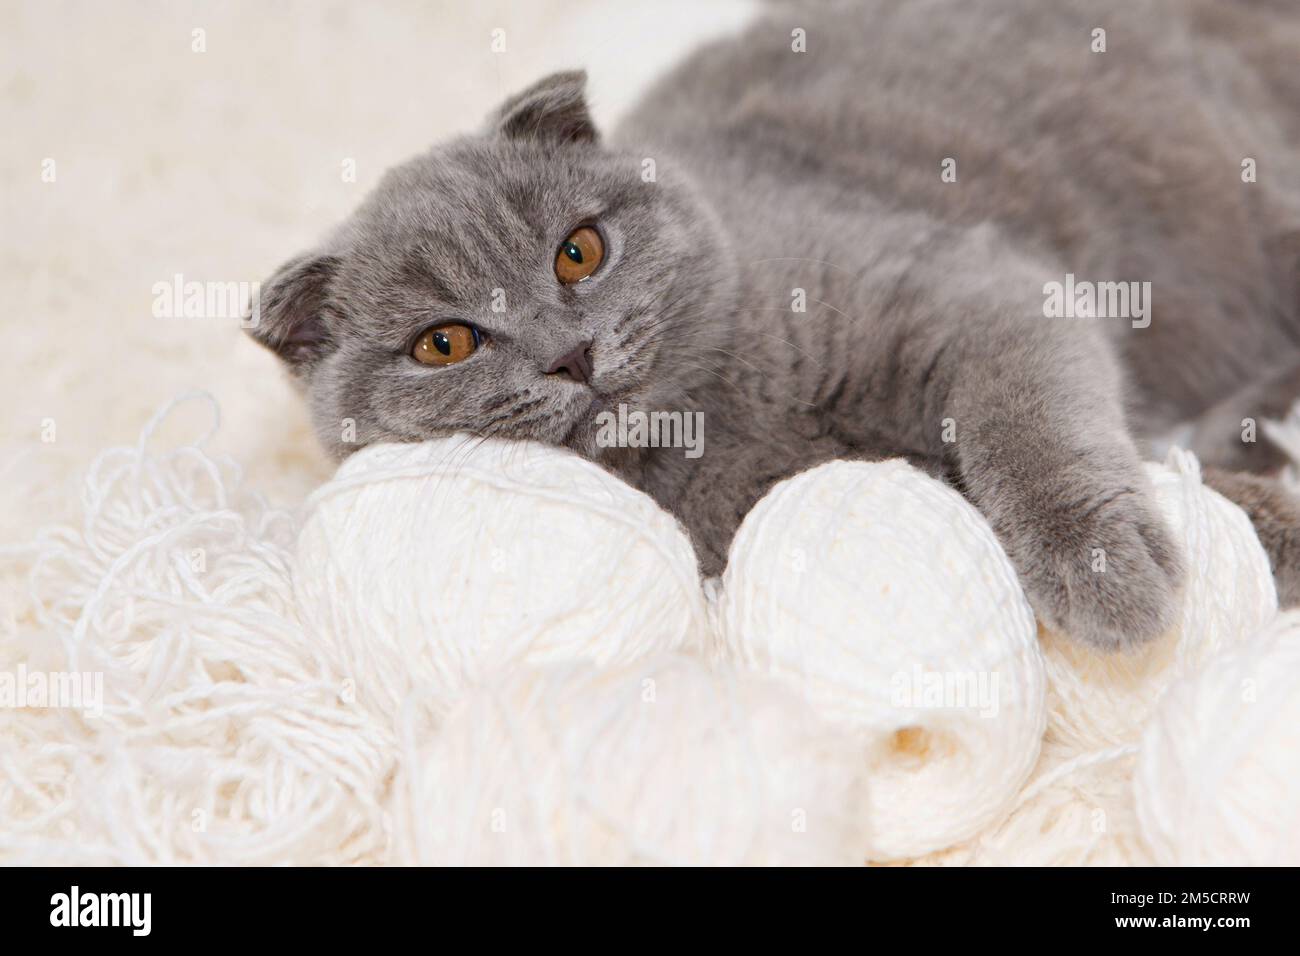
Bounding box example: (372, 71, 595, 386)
(747, 257, 863, 279)
(420, 426, 493, 507)
(639, 305, 829, 368)
(675, 360, 744, 394)
(667, 324, 825, 368)
(693, 345, 766, 376)
(808, 299, 861, 324)
(683, 347, 820, 409)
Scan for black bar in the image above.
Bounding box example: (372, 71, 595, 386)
(0, 867, 1289, 942)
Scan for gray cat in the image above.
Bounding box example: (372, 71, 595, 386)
(249, 0, 1300, 651)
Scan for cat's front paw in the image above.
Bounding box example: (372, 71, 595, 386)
(1013, 486, 1184, 651)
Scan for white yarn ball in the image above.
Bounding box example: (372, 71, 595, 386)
(1135, 610, 1300, 865)
(946, 743, 1154, 867)
(714, 458, 1045, 861)
(295, 437, 708, 717)
(392, 654, 872, 865)
(1042, 449, 1277, 752)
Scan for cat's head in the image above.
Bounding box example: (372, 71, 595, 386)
(248, 70, 736, 462)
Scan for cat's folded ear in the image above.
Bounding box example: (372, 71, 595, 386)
(489, 70, 598, 145)
(245, 252, 341, 371)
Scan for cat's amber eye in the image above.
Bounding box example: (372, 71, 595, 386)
(555, 225, 605, 284)
(412, 323, 480, 366)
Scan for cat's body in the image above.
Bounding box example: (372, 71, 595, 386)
(616, 0, 1300, 570)
(251, 0, 1300, 650)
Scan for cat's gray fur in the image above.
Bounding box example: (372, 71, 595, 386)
(249, 0, 1300, 651)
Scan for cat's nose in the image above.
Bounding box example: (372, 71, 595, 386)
(545, 340, 594, 385)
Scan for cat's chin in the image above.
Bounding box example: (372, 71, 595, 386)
(556, 390, 653, 466)
(558, 393, 616, 460)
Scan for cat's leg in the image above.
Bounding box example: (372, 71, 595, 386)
(1203, 467, 1300, 606)
(1184, 358, 1300, 605)
(921, 320, 1184, 651)
(1184, 356, 1300, 473)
